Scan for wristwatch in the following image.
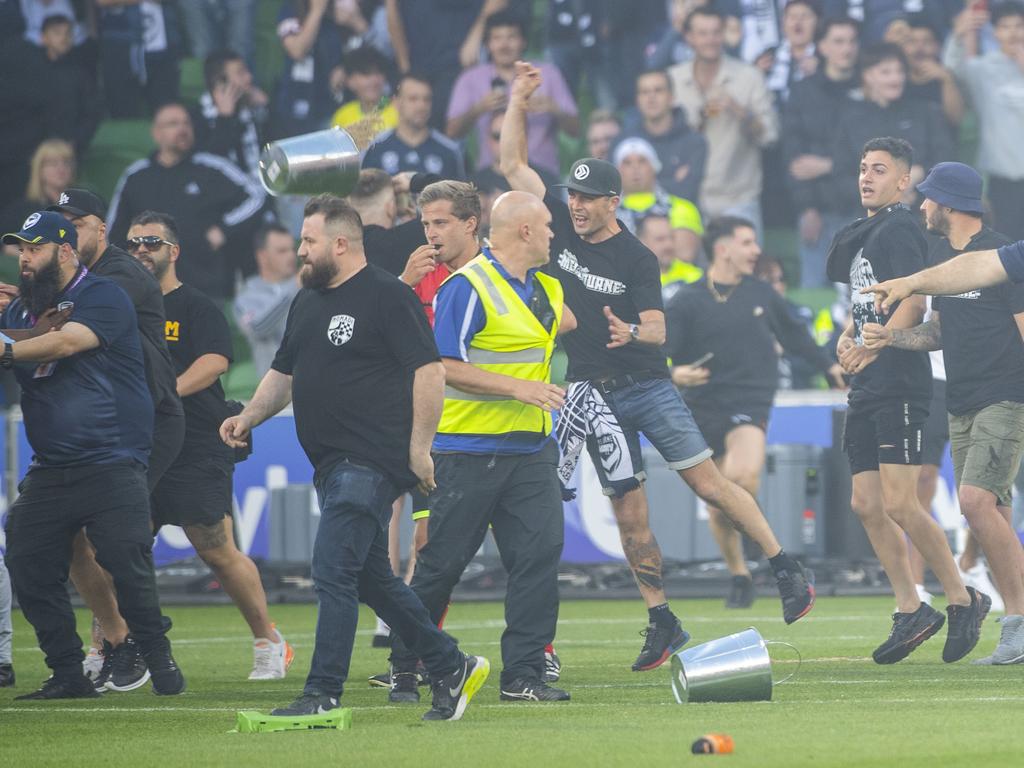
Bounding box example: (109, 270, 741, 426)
(629, 324, 640, 342)
(1, 342, 13, 369)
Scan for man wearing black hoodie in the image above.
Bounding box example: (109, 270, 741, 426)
(48, 188, 184, 691)
(827, 137, 987, 666)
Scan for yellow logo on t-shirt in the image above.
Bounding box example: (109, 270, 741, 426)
(165, 320, 180, 342)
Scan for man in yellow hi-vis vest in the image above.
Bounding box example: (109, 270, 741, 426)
(390, 191, 578, 704)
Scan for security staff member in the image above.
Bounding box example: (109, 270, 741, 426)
(389, 191, 576, 703)
(47, 188, 185, 683)
(1, 211, 184, 699)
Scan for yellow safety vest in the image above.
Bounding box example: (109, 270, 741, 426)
(436, 253, 563, 441)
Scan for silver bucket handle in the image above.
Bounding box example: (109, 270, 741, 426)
(766, 640, 801, 686)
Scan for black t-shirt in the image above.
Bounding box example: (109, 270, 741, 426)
(163, 283, 234, 461)
(363, 219, 427, 277)
(92, 245, 182, 416)
(931, 227, 1024, 415)
(842, 207, 932, 405)
(666, 275, 834, 413)
(542, 192, 668, 382)
(272, 264, 440, 488)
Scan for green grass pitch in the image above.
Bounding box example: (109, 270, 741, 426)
(2, 596, 1021, 767)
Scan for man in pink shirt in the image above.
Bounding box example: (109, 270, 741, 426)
(446, 10, 578, 175)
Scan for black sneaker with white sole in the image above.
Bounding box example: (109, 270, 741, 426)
(271, 692, 339, 716)
(500, 677, 570, 702)
(92, 640, 116, 692)
(943, 586, 991, 663)
(368, 671, 391, 688)
(422, 654, 490, 721)
(389, 672, 420, 703)
(106, 637, 151, 692)
(15, 674, 101, 700)
(631, 620, 690, 672)
(873, 602, 946, 664)
(141, 639, 185, 696)
(544, 649, 561, 683)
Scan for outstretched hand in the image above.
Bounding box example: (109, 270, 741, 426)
(861, 278, 913, 315)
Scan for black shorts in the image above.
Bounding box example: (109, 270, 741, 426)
(151, 457, 233, 531)
(921, 379, 950, 467)
(690, 403, 770, 458)
(843, 398, 928, 475)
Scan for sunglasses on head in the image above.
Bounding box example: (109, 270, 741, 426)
(127, 235, 174, 252)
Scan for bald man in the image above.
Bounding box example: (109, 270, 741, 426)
(389, 191, 579, 704)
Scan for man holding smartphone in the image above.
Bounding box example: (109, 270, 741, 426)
(667, 217, 844, 608)
(445, 10, 578, 176)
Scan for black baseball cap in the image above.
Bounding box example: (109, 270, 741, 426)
(2, 210, 78, 248)
(47, 188, 107, 221)
(556, 158, 622, 197)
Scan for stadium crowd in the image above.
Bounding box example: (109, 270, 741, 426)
(3, 0, 1024, 713)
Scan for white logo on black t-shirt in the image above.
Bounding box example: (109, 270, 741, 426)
(327, 314, 355, 345)
(557, 249, 626, 295)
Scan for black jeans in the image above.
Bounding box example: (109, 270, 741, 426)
(306, 460, 460, 697)
(392, 441, 564, 686)
(4, 463, 167, 678)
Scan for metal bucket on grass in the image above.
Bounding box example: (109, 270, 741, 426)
(259, 127, 361, 197)
(670, 627, 799, 703)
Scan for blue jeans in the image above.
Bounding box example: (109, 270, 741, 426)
(306, 461, 460, 697)
(588, 378, 712, 497)
(0, 555, 12, 664)
(177, 0, 255, 67)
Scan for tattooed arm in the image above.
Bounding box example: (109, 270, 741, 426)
(861, 313, 942, 352)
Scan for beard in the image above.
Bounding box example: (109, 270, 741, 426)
(19, 253, 63, 318)
(300, 257, 339, 290)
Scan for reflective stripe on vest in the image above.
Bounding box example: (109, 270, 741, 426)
(436, 253, 563, 439)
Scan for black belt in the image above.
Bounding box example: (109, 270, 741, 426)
(592, 374, 652, 395)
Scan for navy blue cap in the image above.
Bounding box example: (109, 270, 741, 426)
(917, 162, 985, 215)
(2, 210, 79, 248)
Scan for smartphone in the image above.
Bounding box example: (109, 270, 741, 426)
(691, 352, 714, 367)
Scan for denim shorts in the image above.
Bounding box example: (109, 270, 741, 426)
(586, 377, 712, 497)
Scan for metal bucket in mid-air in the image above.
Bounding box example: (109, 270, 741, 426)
(259, 127, 361, 198)
(670, 627, 798, 703)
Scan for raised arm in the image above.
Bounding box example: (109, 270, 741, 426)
(498, 61, 547, 199)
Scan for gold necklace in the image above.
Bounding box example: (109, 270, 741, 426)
(707, 279, 738, 303)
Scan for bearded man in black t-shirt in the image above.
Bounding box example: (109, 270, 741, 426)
(501, 62, 815, 673)
(862, 161, 1024, 664)
(220, 195, 489, 721)
(827, 138, 987, 666)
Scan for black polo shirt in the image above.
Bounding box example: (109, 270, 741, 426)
(1, 270, 153, 468)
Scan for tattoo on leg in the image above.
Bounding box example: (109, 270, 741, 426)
(186, 521, 229, 552)
(623, 535, 664, 591)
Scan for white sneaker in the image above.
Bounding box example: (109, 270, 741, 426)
(973, 615, 1024, 665)
(915, 584, 933, 607)
(960, 563, 1005, 613)
(249, 627, 294, 680)
(83, 647, 104, 682)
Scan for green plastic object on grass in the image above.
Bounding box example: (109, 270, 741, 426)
(234, 708, 352, 733)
